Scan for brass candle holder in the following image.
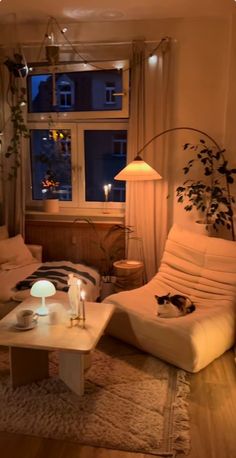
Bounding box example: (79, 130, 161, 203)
(69, 293, 86, 328)
(70, 314, 86, 329)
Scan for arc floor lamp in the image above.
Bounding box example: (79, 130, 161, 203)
(114, 126, 235, 241)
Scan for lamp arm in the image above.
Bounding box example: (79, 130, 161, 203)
(135, 126, 235, 241)
(135, 126, 222, 157)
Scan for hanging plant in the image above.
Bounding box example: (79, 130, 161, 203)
(4, 85, 29, 179)
(1, 55, 29, 180)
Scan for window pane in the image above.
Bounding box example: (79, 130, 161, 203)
(27, 69, 123, 113)
(30, 129, 72, 201)
(84, 130, 127, 202)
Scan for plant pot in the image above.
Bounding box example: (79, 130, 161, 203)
(195, 220, 213, 236)
(100, 277, 116, 301)
(45, 45, 60, 65)
(43, 199, 59, 213)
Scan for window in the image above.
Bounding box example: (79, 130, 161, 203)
(84, 129, 127, 202)
(105, 82, 115, 105)
(26, 61, 129, 212)
(27, 62, 129, 119)
(27, 122, 127, 209)
(58, 75, 74, 109)
(112, 133, 127, 157)
(30, 128, 72, 201)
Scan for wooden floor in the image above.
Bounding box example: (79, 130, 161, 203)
(0, 349, 235, 458)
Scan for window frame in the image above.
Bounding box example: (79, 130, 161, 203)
(26, 121, 127, 212)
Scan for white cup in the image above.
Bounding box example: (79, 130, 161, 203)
(48, 303, 61, 324)
(16, 309, 37, 327)
(49, 310, 59, 324)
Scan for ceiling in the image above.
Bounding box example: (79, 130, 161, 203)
(0, 0, 235, 24)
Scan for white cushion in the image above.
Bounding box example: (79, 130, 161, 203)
(0, 225, 9, 240)
(0, 262, 41, 302)
(0, 234, 35, 269)
(105, 224, 236, 372)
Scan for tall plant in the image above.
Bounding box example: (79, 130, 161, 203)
(176, 139, 236, 239)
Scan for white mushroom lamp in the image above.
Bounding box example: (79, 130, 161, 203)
(30, 280, 56, 316)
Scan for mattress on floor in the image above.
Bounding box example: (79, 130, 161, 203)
(0, 260, 100, 306)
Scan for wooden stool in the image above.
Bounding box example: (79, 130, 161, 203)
(113, 260, 144, 292)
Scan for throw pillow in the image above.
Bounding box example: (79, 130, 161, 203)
(0, 225, 9, 240)
(0, 234, 35, 269)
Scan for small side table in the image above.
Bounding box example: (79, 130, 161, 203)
(113, 260, 144, 292)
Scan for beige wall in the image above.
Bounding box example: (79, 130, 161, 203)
(0, 15, 235, 232)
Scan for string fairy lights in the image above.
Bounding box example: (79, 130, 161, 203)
(33, 16, 171, 74)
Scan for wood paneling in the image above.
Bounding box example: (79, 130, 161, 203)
(25, 220, 125, 273)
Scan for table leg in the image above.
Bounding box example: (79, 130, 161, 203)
(59, 351, 90, 396)
(10, 347, 49, 388)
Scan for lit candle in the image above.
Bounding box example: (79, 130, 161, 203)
(77, 279, 81, 316)
(80, 290, 86, 327)
(104, 185, 109, 201)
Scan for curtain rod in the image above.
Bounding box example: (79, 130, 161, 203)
(0, 39, 161, 50)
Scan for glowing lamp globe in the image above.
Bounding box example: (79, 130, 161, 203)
(30, 280, 56, 316)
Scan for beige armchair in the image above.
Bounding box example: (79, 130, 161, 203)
(104, 224, 236, 372)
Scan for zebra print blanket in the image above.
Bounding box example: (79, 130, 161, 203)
(15, 261, 98, 293)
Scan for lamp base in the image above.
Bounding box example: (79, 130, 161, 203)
(36, 305, 49, 316)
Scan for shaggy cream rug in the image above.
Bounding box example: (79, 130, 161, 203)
(0, 336, 191, 456)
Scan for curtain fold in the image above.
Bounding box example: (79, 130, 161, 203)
(125, 39, 172, 281)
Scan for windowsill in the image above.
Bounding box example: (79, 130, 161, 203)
(25, 208, 125, 224)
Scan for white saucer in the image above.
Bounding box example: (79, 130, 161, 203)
(13, 320, 37, 331)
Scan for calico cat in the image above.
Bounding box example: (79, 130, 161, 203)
(155, 293, 195, 318)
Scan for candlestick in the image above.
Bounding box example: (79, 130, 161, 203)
(68, 273, 78, 317)
(80, 290, 86, 328)
(103, 185, 108, 202)
(103, 183, 112, 214)
(77, 279, 81, 316)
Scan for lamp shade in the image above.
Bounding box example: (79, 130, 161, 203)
(30, 280, 56, 316)
(114, 156, 162, 181)
(30, 280, 56, 298)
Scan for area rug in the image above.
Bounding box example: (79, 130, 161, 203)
(0, 336, 191, 456)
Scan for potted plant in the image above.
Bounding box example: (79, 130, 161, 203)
(41, 169, 60, 213)
(176, 138, 236, 239)
(74, 217, 134, 299)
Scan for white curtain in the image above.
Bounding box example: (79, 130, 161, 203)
(125, 39, 172, 281)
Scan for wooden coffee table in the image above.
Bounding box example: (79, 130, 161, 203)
(0, 294, 114, 395)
